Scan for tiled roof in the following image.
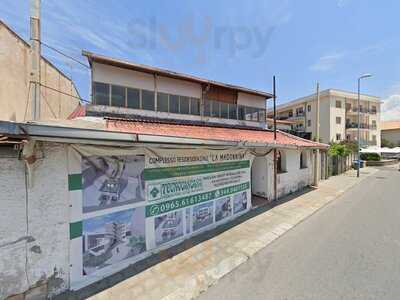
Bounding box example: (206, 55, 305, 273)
(68, 105, 327, 148)
(107, 119, 327, 149)
(67, 104, 87, 120)
(381, 121, 400, 130)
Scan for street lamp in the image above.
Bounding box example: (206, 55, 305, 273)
(357, 73, 372, 177)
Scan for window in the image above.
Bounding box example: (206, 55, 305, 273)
(111, 85, 126, 107)
(238, 105, 245, 120)
(307, 105, 311, 112)
(211, 100, 220, 118)
(371, 120, 377, 129)
(127, 88, 140, 109)
(190, 98, 200, 115)
(259, 109, 266, 122)
(307, 120, 311, 127)
(229, 104, 237, 119)
(296, 107, 304, 116)
(300, 151, 307, 169)
(372, 135, 377, 142)
(169, 95, 179, 113)
(157, 92, 169, 112)
(204, 99, 211, 116)
(93, 82, 110, 106)
(142, 90, 155, 111)
(336, 116, 341, 124)
(277, 151, 286, 173)
(336, 100, 342, 108)
(288, 111, 293, 117)
(220, 102, 229, 119)
(336, 133, 341, 141)
(179, 96, 190, 114)
(252, 108, 260, 122)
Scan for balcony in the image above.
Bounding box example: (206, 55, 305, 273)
(346, 107, 376, 115)
(346, 123, 370, 130)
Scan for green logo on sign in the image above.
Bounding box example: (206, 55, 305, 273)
(150, 187, 160, 199)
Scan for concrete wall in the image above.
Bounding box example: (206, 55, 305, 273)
(0, 144, 70, 299)
(251, 149, 314, 201)
(275, 149, 313, 199)
(330, 96, 346, 143)
(382, 129, 400, 146)
(0, 22, 80, 122)
(92, 63, 203, 99)
(237, 92, 266, 109)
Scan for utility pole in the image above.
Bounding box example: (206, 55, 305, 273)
(314, 82, 320, 186)
(357, 74, 372, 177)
(30, 0, 41, 120)
(273, 76, 277, 202)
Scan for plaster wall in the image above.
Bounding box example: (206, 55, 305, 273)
(0, 144, 70, 299)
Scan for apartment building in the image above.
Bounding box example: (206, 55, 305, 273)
(271, 89, 381, 147)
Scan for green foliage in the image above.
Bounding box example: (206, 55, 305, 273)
(339, 140, 358, 152)
(381, 138, 396, 148)
(328, 142, 352, 157)
(360, 152, 381, 161)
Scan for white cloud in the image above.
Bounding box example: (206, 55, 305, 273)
(309, 52, 346, 71)
(310, 44, 384, 72)
(381, 94, 400, 121)
(337, 0, 350, 8)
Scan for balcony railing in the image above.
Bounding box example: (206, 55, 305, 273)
(346, 123, 370, 129)
(346, 108, 377, 114)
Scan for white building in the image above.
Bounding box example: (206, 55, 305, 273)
(270, 89, 381, 147)
(0, 52, 328, 299)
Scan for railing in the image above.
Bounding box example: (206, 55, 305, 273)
(346, 108, 377, 114)
(346, 123, 370, 129)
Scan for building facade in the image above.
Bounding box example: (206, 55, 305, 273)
(83, 51, 269, 128)
(0, 52, 327, 299)
(381, 120, 400, 147)
(271, 89, 381, 147)
(0, 20, 80, 121)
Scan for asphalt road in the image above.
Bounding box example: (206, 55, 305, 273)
(199, 166, 400, 300)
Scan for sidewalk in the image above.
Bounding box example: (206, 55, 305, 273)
(87, 167, 378, 300)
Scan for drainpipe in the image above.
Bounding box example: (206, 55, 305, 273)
(273, 76, 277, 202)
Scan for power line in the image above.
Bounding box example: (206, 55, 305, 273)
(41, 41, 90, 69)
(34, 81, 91, 104)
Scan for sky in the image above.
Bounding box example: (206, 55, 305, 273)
(1, 0, 399, 120)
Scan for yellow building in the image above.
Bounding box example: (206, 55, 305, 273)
(0, 20, 80, 121)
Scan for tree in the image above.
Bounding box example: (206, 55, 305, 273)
(328, 143, 352, 157)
